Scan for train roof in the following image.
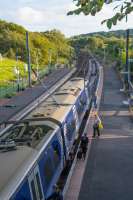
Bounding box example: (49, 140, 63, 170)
(27, 78, 85, 121)
(0, 77, 85, 199)
(0, 122, 57, 199)
(0, 121, 56, 199)
(0, 146, 35, 199)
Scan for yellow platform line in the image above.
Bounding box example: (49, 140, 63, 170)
(100, 110, 132, 116)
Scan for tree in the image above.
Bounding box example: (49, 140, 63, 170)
(0, 20, 73, 68)
(68, 0, 133, 29)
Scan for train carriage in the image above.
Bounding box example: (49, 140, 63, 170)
(0, 65, 99, 200)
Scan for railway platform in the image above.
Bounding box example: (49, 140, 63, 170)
(65, 65, 133, 200)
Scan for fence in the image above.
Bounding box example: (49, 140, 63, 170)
(0, 65, 56, 99)
(0, 79, 28, 98)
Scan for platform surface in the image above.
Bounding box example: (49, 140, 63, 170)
(78, 66, 133, 200)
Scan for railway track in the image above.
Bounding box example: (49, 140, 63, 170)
(0, 68, 75, 135)
(0, 54, 92, 135)
(0, 54, 102, 200)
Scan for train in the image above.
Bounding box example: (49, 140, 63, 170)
(0, 61, 99, 200)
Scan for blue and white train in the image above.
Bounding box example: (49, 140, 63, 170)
(0, 64, 99, 200)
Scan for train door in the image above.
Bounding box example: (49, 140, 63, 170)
(72, 105, 79, 132)
(85, 87, 89, 106)
(28, 165, 45, 200)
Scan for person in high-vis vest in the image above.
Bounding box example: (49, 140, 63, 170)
(93, 114, 101, 138)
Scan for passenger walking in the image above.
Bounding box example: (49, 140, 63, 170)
(77, 148, 82, 160)
(82, 145, 88, 160)
(80, 133, 89, 160)
(69, 151, 74, 161)
(93, 114, 101, 138)
(46, 185, 63, 200)
(81, 133, 89, 148)
(67, 152, 74, 169)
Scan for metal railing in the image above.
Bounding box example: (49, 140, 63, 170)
(0, 66, 54, 99)
(0, 80, 28, 98)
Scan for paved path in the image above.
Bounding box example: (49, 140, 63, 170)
(78, 66, 133, 200)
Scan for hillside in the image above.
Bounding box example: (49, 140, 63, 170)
(73, 29, 133, 39)
(0, 19, 132, 87)
(0, 20, 73, 68)
(70, 29, 133, 72)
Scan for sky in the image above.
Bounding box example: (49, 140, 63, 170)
(0, 0, 132, 37)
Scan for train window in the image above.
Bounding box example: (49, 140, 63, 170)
(29, 166, 44, 200)
(31, 180, 38, 200)
(53, 145, 60, 169)
(44, 158, 54, 187)
(76, 100, 84, 117)
(80, 92, 87, 104)
(66, 120, 76, 141)
(36, 173, 43, 200)
(71, 119, 76, 130)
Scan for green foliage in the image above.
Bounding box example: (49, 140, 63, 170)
(69, 0, 133, 29)
(0, 58, 25, 84)
(0, 20, 75, 95)
(70, 30, 133, 78)
(0, 20, 73, 69)
(70, 30, 133, 66)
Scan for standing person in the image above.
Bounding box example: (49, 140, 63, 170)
(77, 147, 82, 160)
(67, 152, 74, 170)
(81, 133, 89, 148)
(46, 185, 63, 200)
(93, 114, 101, 138)
(80, 133, 89, 160)
(81, 144, 88, 160)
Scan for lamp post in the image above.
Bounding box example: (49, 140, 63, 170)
(118, 48, 123, 68)
(15, 54, 21, 92)
(128, 58, 133, 83)
(35, 49, 40, 78)
(48, 49, 52, 73)
(125, 29, 129, 90)
(26, 31, 31, 87)
(24, 64, 28, 87)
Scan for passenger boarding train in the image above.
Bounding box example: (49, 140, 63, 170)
(0, 63, 99, 200)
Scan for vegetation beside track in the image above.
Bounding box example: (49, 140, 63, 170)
(0, 20, 74, 67)
(0, 20, 75, 98)
(70, 30, 133, 72)
(0, 19, 133, 98)
(0, 58, 25, 83)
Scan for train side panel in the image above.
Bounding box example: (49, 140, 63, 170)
(9, 70, 98, 200)
(10, 130, 64, 200)
(63, 89, 88, 154)
(10, 179, 31, 200)
(38, 130, 64, 199)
